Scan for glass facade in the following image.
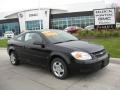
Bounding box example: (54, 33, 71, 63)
(51, 16, 94, 29)
(25, 20, 43, 30)
(0, 22, 20, 36)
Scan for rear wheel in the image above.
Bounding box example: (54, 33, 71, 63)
(10, 51, 19, 65)
(51, 58, 68, 79)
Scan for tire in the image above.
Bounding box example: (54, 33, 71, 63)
(10, 51, 20, 65)
(51, 58, 68, 79)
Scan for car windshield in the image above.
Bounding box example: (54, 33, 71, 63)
(41, 30, 78, 44)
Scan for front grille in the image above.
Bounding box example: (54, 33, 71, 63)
(92, 49, 106, 57)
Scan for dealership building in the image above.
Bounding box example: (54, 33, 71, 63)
(0, 8, 95, 36)
(0, 7, 116, 36)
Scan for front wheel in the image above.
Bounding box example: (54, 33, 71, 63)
(10, 51, 20, 65)
(51, 58, 68, 79)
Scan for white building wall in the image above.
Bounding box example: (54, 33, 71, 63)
(51, 9, 67, 14)
(18, 9, 50, 32)
(6, 14, 18, 19)
(18, 12, 26, 31)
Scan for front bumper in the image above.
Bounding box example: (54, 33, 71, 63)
(69, 53, 110, 72)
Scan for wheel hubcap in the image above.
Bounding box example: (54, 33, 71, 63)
(10, 53, 16, 64)
(52, 61, 64, 77)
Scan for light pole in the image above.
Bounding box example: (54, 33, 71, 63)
(38, 0, 41, 30)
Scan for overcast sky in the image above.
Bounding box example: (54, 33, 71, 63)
(0, 0, 119, 12)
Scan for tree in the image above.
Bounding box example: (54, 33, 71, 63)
(108, 3, 120, 22)
(116, 7, 120, 22)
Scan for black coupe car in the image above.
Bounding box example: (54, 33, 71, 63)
(7, 29, 110, 79)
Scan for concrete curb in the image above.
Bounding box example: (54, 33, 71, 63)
(0, 48, 7, 50)
(110, 58, 120, 64)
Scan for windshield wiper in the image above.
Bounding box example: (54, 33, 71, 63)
(54, 41, 64, 44)
(54, 40, 77, 44)
(65, 40, 77, 42)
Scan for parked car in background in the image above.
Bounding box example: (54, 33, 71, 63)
(64, 26, 82, 33)
(7, 29, 110, 79)
(4, 31, 14, 39)
(85, 25, 94, 30)
(116, 22, 120, 29)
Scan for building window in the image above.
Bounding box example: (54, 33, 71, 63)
(25, 20, 43, 30)
(51, 16, 94, 30)
(0, 22, 20, 36)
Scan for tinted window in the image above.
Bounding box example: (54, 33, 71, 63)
(25, 33, 42, 44)
(16, 34, 24, 41)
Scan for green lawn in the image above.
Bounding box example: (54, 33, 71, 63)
(0, 39, 8, 47)
(83, 38, 120, 58)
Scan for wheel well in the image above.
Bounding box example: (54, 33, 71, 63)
(49, 55, 68, 71)
(9, 49, 14, 55)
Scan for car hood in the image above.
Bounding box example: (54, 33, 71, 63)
(55, 40, 104, 53)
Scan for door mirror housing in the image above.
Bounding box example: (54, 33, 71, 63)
(33, 41, 45, 47)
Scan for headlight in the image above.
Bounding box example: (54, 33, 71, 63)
(71, 51, 92, 60)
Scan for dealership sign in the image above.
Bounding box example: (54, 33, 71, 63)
(94, 8, 115, 25)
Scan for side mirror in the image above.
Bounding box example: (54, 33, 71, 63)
(33, 41, 45, 48)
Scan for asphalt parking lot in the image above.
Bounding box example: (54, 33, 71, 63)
(0, 49, 120, 90)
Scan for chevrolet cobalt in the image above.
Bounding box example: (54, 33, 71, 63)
(7, 29, 110, 79)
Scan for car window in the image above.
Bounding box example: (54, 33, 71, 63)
(24, 33, 42, 44)
(15, 34, 24, 41)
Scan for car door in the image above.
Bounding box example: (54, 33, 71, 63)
(23, 32, 50, 66)
(13, 34, 25, 60)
